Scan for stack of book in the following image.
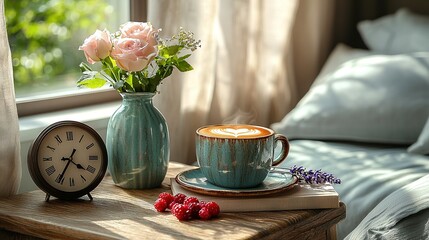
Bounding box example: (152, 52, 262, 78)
(171, 180, 340, 212)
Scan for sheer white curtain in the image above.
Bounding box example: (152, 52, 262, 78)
(0, 0, 21, 196)
(148, 0, 335, 165)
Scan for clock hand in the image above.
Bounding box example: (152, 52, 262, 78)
(57, 149, 77, 183)
(57, 158, 72, 183)
(61, 156, 84, 170)
(69, 148, 76, 159)
(70, 160, 85, 170)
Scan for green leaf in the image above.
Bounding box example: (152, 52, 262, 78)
(122, 82, 134, 92)
(156, 57, 167, 67)
(101, 58, 122, 81)
(178, 54, 191, 61)
(77, 77, 107, 89)
(156, 65, 174, 82)
(77, 71, 108, 89)
(132, 74, 143, 92)
(159, 45, 181, 58)
(103, 57, 115, 68)
(175, 60, 193, 72)
(124, 74, 133, 89)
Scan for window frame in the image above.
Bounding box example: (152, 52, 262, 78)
(16, 0, 147, 117)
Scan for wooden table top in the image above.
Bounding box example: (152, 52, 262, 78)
(0, 162, 346, 240)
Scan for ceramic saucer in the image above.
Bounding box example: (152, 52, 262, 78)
(175, 168, 298, 197)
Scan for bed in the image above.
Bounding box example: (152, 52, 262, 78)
(270, 8, 429, 239)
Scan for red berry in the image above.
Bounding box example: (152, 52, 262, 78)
(205, 201, 220, 217)
(198, 207, 212, 220)
(155, 192, 220, 221)
(183, 196, 199, 206)
(158, 192, 175, 205)
(154, 198, 168, 212)
(187, 202, 202, 218)
(173, 193, 187, 204)
(171, 203, 192, 221)
(168, 201, 178, 210)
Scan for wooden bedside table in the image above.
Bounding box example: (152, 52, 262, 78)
(0, 162, 346, 240)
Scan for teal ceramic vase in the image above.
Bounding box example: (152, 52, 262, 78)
(106, 92, 169, 189)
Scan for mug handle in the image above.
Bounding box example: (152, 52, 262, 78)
(272, 134, 290, 166)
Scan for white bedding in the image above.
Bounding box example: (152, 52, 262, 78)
(278, 140, 429, 239)
(270, 19, 429, 238)
(346, 173, 429, 239)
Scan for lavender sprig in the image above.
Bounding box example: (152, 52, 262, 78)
(289, 165, 341, 184)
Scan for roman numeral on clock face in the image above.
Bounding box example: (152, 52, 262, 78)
(47, 146, 55, 152)
(54, 135, 62, 144)
(69, 177, 75, 186)
(86, 143, 94, 150)
(66, 131, 73, 141)
(45, 165, 56, 176)
(86, 165, 96, 174)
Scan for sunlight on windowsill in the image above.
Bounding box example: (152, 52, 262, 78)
(19, 101, 120, 142)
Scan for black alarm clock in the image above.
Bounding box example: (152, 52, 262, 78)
(27, 120, 108, 201)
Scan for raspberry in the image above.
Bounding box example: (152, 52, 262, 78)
(205, 201, 220, 217)
(187, 202, 202, 218)
(198, 207, 212, 220)
(154, 192, 220, 221)
(173, 193, 187, 204)
(154, 198, 168, 212)
(168, 201, 178, 210)
(199, 200, 207, 207)
(171, 203, 192, 221)
(183, 196, 199, 206)
(158, 192, 175, 205)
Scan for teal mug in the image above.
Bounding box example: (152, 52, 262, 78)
(196, 124, 290, 189)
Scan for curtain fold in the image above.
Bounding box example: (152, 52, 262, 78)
(0, 0, 21, 196)
(148, 0, 335, 165)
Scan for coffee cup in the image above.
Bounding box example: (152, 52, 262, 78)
(195, 124, 289, 189)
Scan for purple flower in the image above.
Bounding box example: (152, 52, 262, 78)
(289, 165, 341, 184)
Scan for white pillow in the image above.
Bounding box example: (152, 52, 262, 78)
(358, 8, 429, 54)
(408, 117, 429, 154)
(271, 45, 429, 144)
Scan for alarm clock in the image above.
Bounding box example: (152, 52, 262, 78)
(27, 120, 108, 201)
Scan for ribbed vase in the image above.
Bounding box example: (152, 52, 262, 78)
(106, 92, 169, 189)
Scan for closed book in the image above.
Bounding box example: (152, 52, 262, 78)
(170, 180, 340, 212)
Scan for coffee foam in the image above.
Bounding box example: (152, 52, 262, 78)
(198, 125, 272, 139)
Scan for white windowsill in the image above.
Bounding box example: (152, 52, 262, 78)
(19, 101, 121, 142)
(18, 101, 121, 193)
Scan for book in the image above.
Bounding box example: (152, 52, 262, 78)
(170, 179, 339, 212)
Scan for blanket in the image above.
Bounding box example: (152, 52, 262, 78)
(346, 174, 429, 239)
(279, 140, 429, 239)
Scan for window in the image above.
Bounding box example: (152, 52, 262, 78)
(5, 0, 143, 116)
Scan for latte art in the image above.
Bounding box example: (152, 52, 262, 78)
(211, 128, 261, 138)
(197, 125, 272, 139)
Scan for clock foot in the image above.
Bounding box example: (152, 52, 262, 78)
(87, 193, 93, 201)
(45, 193, 51, 202)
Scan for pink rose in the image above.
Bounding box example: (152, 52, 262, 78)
(79, 29, 112, 64)
(111, 38, 158, 72)
(119, 22, 160, 47)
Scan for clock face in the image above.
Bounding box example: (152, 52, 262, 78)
(28, 121, 107, 200)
